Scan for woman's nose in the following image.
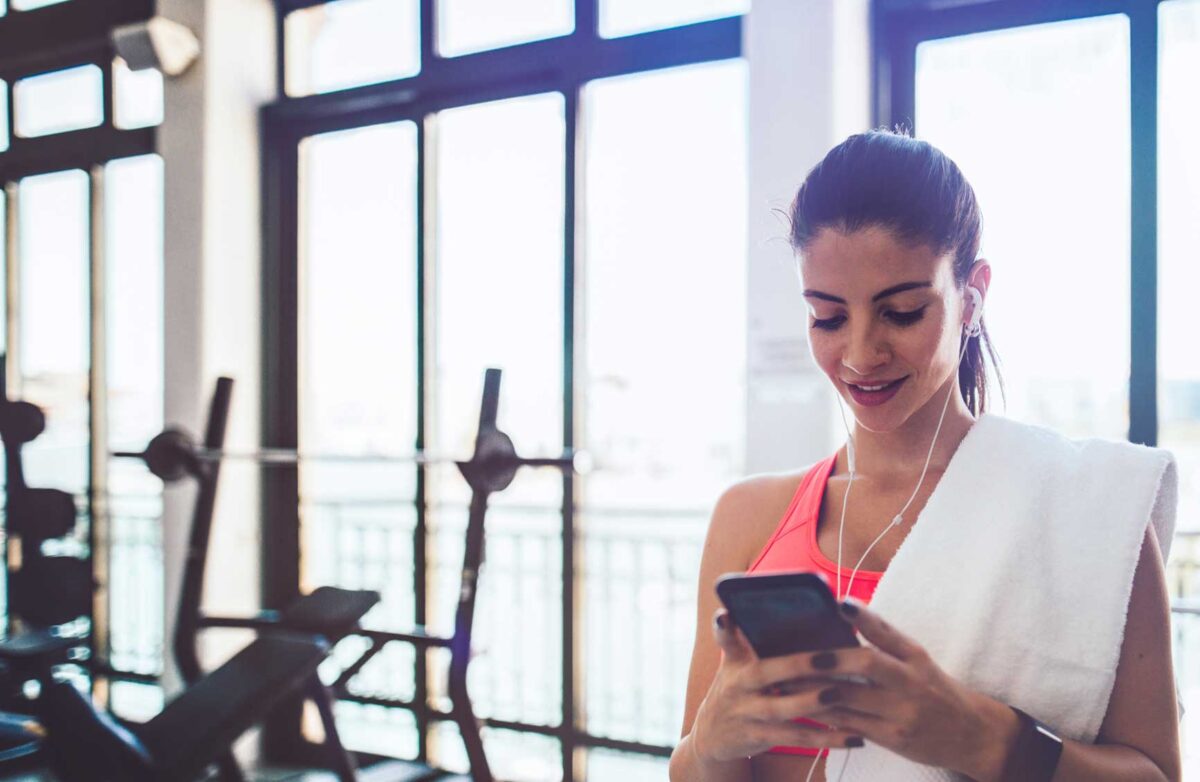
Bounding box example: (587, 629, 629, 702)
(842, 324, 889, 376)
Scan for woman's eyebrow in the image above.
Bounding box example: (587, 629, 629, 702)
(802, 281, 933, 304)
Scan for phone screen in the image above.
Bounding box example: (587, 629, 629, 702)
(716, 572, 859, 658)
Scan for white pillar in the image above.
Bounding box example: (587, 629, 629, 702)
(744, 0, 871, 474)
(157, 0, 275, 697)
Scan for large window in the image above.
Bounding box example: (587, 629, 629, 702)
(580, 60, 746, 749)
(915, 15, 1131, 440)
(424, 92, 567, 777)
(103, 153, 165, 702)
(0, 0, 163, 716)
(266, 1, 746, 777)
(879, 0, 1200, 772)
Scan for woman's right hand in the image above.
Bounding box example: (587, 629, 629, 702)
(689, 608, 867, 763)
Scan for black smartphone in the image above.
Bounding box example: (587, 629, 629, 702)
(715, 571, 860, 658)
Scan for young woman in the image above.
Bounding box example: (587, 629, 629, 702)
(669, 130, 1181, 782)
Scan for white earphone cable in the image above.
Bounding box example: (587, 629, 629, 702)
(834, 400, 857, 602)
(838, 331, 972, 600)
(804, 750, 822, 782)
(799, 741, 853, 782)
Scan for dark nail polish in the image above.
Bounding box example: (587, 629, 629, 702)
(811, 651, 837, 670)
(840, 600, 859, 617)
(845, 736, 864, 748)
(818, 687, 841, 705)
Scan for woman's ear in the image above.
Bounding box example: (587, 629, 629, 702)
(966, 260, 992, 303)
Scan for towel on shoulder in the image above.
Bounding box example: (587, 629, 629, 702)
(822, 413, 1178, 781)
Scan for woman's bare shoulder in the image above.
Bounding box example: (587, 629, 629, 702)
(712, 466, 814, 569)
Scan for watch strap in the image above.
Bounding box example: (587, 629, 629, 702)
(1000, 705, 1064, 782)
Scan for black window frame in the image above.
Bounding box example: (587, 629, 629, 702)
(0, 0, 155, 182)
(873, 0, 1163, 447)
(261, 0, 743, 777)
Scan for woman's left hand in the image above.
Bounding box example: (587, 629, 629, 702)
(805, 599, 1019, 780)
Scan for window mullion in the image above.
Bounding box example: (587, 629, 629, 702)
(416, 109, 431, 765)
(3, 180, 16, 400)
(1129, 1, 1159, 447)
(88, 163, 108, 686)
(562, 82, 580, 782)
(576, 0, 598, 40)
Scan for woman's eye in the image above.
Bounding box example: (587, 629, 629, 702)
(885, 307, 927, 326)
(811, 315, 846, 331)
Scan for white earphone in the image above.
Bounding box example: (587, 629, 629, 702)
(811, 285, 984, 782)
(965, 285, 984, 338)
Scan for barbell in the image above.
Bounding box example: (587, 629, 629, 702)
(113, 427, 592, 488)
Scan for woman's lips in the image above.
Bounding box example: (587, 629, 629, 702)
(844, 377, 908, 407)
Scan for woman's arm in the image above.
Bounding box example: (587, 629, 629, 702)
(670, 733, 751, 782)
(669, 476, 786, 782)
(990, 523, 1182, 781)
(962, 524, 1180, 780)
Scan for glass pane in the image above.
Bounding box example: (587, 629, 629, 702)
(105, 155, 164, 675)
(14, 64, 103, 138)
(18, 169, 90, 495)
(11, 0, 71, 9)
(427, 721, 561, 781)
(108, 681, 164, 723)
(427, 93, 565, 729)
(437, 0, 573, 57)
(427, 507, 562, 722)
(1161, 0, 1200, 536)
(114, 57, 164, 130)
(0, 80, 8, 152)
(600, 0, 748, 38)
(430, 93, 564, 503)
(298, 120, 419, 645)
(285, 0, 420, 97)
(581, 60, 747, 746)
(588, 748, 670, 781)
(916, 16, 1130, 440)
(1174, 610, 1200, 778)
(327, 702, 419, 760)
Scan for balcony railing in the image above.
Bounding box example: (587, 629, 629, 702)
(99, 500, 1200, 779)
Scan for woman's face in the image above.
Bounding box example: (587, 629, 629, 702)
(800, 225, 968, 434)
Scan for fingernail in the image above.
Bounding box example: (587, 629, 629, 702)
(818, 687, 841, 705)
(840, 600, 859, 617)
(714, 613, 727, 631)
(811, 651, 837, 670)
(845, 736, 864, 748)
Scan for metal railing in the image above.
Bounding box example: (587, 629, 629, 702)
(98, 503, 1200, 779)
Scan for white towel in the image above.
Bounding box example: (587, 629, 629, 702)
(823, 413, 1178, 781)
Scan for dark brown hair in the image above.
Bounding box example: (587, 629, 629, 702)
(788, 129, 1002, 414)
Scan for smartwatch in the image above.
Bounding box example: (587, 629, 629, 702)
(1000, 706, 1064, 782)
